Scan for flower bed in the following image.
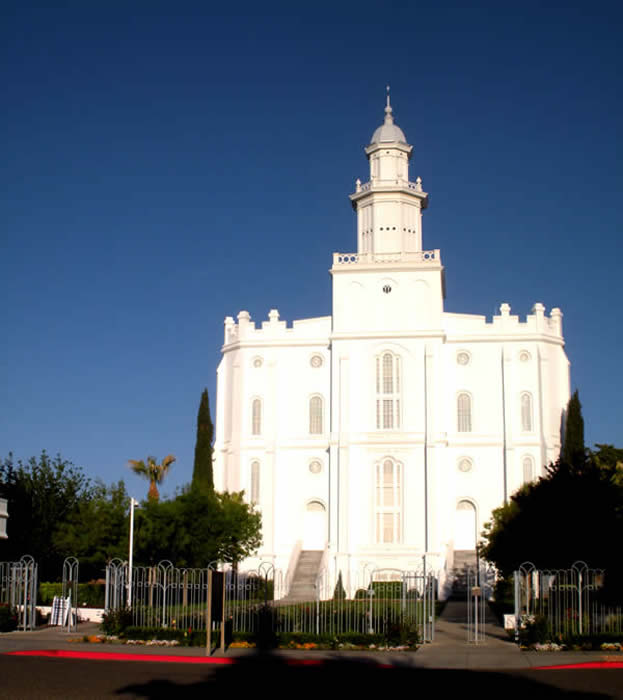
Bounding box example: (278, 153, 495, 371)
(83, 625, 418, 651)
(520, 634, 623, 651)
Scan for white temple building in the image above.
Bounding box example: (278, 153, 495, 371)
(213, 96, 570, 593)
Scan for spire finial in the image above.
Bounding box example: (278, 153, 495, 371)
(384, 84, 394, 123)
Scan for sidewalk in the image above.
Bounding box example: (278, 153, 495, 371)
(415, 600, 622, 670)
(1, 605, 621, 670)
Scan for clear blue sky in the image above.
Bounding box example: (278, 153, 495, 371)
(2, 2, 621, 500)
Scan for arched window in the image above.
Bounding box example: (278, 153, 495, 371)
(454, 500, 477, 550)
(376, 352, 401, 429)
(309, 396, 323, 435)
(522, 456, 535, 484)
(375, 459, 402, 544)
(250, 460, 260, 503)
(457, 393, 472, 432)
(251, 398, 262, 435)
(521, 392, 533, 432)
(303, 500, 327, 549)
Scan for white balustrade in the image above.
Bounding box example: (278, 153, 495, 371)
(354, 180, 424, 193)
(333, 250, 440, 266)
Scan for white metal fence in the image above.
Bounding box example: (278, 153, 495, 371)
(514, 561, 623, 641)
(0, 555, 38, 630)
(105, 559, 436, 642)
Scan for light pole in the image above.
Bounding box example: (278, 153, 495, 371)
(128, 498, 140, 607)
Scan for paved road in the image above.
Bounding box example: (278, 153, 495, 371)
(1, 653, 622, 699)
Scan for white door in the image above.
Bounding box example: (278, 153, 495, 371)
(303, 501, 326, 550)
(454, 500, 477, 550)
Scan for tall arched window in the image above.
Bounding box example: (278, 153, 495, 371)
(521, 392, 533, 432)
(250, 460, 260, 503)
(309, 395, 323, 435)
(522, 456, 534, 484)
(375, 459, 402, 544)
(457, 393, 472, 432)
(251, 398, 262, 435)
(376, 352, 401, 429)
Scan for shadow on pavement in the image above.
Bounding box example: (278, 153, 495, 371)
(114, 653, 618, 699)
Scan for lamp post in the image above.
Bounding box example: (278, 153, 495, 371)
(128, 498, 140, 607)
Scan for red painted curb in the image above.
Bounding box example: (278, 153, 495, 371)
(534, 662, 623, 670)
(6, 650, 234, 664)
(4, 650, 392, 668)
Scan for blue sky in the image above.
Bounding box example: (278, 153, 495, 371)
(2, 2, 621, 500)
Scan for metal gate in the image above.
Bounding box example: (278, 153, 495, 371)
(402, 570, 436, 642)
(467, 563, 494, 643)
(104, 558, 127, 611)
(0, 555, 38, 630)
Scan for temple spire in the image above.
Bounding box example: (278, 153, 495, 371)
(385, 85, 394, 123)
(350, 95, 428, 256)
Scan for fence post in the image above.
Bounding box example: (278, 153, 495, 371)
(514, 569, 520, 644)
(104, 564, 110, 611)
(62, 557, 79, 632)
(205, 568, 212, 656)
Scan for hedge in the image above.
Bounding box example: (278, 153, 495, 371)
(38, 582, 105, 608)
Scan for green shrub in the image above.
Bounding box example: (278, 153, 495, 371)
(0, 604, 18, 632)
(108, 625, 417, 649)
(519, 615, 551, 645)
(352, 582, 404, 599)
(383, 620, 420, 647)
(560, 633, 623, 650)
(38, 582, 62, 604)
(333, 572, 346, 600)
(488, 577, 514, 623)
(39, 582, 105, 607)
(371, 582, 402, 599)
(101, 607, 133, 636)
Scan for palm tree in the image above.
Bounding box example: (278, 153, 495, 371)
(128, 455, 176, 501)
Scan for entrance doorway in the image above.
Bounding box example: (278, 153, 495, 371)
(302, 500, 326, 550)
(454, 500, 477, 550)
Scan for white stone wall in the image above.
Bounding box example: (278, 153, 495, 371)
(213, 303, 569, 580)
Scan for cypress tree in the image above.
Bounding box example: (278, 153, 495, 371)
(562, 390, 585, 469)
(192, 388, 214, 493)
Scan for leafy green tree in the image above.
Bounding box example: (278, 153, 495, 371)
(591, 444, 623, 485)
(128, 454, 175, 501)
(216, 491, 262, 564)
(192, 388, 214, 493)
(53, 480, 130, 580)
(562, 390, 585, 468)
(134, 489, 261, 568)
(481, 445, 623, 603)
(0, 452, 91, 579)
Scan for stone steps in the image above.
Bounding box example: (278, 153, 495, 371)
(282, 550, 323, 602)
(448, 550, 478, 599)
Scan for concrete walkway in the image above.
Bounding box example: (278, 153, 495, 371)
(416, 599, 529, 669)
(416, 600, 622, 670)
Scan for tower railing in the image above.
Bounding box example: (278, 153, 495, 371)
(333, 250, 440, 266)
